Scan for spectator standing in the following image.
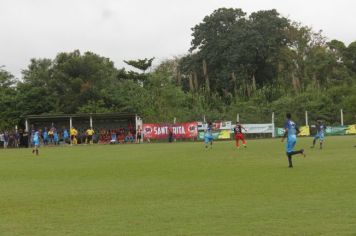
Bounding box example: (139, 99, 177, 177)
(4, 131, 9, 148)
(0, 131, 4, 148)
(15, 130, 20, 148)
(18, 129, 24, 147)
(23, 131, 29, 148)
(53, 130, 59, 145)
(48, 128, 54, 145)
(136, 126, 142, 144)
(168, 126, 173, 143)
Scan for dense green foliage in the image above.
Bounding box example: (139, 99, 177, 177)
(1, 137, 356, 235)
(1, 8, 356, 129)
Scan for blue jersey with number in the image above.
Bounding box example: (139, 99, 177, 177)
(284, 119, 297, 139)
(284, 119, 298, 153)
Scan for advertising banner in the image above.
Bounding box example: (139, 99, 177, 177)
(298, 126, 310, 136)
(276, 128, 285, 137)
(213, 121, 233, 130)
(346, 124, 356, 135)
(325, 126, 347, 135)
(241, 124, 274, 134)
(218, 130, 231, 139)
(197, 121, 232, 131)
(143, 122, 198, 139)
(276, 126, 310, 136)
(198, 130, 231, 140)
(277, 125, 356, 136)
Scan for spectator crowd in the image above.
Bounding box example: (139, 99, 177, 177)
(0, 125, 143, 148)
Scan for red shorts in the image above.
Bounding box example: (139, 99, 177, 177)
(235, 133, 244, 140)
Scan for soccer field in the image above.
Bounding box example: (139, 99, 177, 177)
(1, 136, 356, 236)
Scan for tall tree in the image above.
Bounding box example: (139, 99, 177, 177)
(0, 68, 19, 129)
(19, 50, 118, 114)
(181, 8, 292, 99)
(344, 41, 356, 75)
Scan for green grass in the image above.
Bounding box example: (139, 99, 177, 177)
(1, 136, 356, 236)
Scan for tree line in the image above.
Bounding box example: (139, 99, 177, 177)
(1, 8, 356, 130)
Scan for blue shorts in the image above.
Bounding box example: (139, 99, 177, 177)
(204, 134, 213, 144)
(34, 141, 40, 147)
(314, 133, 324, 141)
(285, 136, 296, 153)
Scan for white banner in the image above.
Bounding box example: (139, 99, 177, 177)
(197, 121, 232, 131)
(237, 124, 274, 134)
(198, 122, 274, 134)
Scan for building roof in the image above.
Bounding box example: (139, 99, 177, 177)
(25, 112, 138, 120)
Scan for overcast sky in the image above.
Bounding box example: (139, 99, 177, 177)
(1, 0, 355, 78)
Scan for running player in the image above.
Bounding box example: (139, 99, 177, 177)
(311, 119, 326, 149)
(281, 113, 306, 168)
(204, 122, 213, 149)
(234, 121, 247, 148)
(32, 130, 40, 155)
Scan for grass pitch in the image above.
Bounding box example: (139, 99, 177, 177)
(1, 136, 356, 236)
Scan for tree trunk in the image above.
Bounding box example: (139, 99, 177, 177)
(252, 74, 256, 91)
(193, 71, 199, 90)
(202, 59, 210, 92)
(189, 72, 194, 92)
(231, 72, 237, 96)
(176, 70, 181, 86)
(292, 73, 300, 93)
(312, 74, 320, 90)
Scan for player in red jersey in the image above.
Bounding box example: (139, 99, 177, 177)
(234, 122, 247, 148)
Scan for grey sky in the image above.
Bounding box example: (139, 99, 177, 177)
(1, 0, 355, 78)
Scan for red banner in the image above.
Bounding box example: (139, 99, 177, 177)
(143, 122, 198, 139)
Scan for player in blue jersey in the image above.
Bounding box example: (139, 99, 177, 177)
(63, 128, 69, 144)
(281, 113, 306, 168)
(311, 119, 326, 149)
(32, 131, 40, 155)
(30, 127, 35, 147)
(53, 129, 59, 145)
(204, 122, 214, 149)
(43, 128, 48, 146)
